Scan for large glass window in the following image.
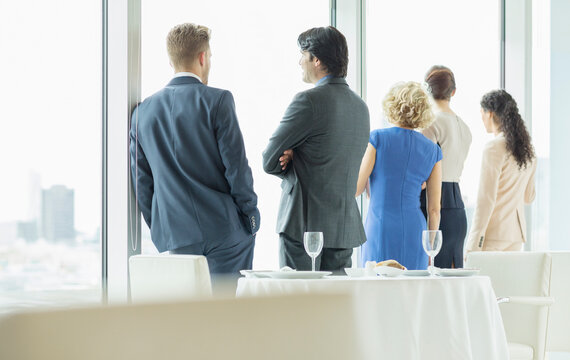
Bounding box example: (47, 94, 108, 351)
(139, 0, 329, 269)
(365, 0, 500, 230)
(0, 0, 102, 309)
(531, 0, 550, 251)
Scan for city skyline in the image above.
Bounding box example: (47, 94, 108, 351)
(0, 177, 100, 245)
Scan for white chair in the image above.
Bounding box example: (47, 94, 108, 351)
(0, 293, 362, 360)
(466, 252, 554, 360)
(546, 251, 570, 355)
(128, 254, 212, 302)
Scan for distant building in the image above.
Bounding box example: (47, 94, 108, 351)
(17, 220, 38, 242)
(41, 185, 75, 243)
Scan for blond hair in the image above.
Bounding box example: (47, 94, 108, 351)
(382, 81, 434, 129)
(167, 23, 211, 70)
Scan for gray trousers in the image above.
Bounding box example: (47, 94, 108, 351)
(279, 233, 352, 273)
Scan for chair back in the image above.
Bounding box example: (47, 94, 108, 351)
(129, 254, 212, 302)
(0, 294, 361, 360)
(547, 251, 570, 352)
(466, 251, 552, 360)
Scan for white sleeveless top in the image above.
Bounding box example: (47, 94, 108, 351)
(422, 111, 472, 182)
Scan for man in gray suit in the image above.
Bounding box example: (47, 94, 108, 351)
(262, 26, 370, 272)
(130, 23, 260, 274)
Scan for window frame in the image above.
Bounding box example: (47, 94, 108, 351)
(103, 0, 516, 302)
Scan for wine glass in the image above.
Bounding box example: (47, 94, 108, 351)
(304, 232, 324, 272)
(422, 230, 442, 276)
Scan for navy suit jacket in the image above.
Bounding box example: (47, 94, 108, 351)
(130, 76, 260, 252)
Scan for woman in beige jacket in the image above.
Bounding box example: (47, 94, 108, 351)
(466, 90, 536, 252)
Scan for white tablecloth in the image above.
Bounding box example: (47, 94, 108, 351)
(236, 276, 509, 360)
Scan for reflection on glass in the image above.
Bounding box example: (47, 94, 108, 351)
(0, 0, 102, 307)
(530, 0, 550, 250)
(366, 0, 500, 221)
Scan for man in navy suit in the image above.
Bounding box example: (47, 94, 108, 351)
(130, 23, 260, 274)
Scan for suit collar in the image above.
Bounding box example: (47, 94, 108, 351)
(173, 71, 202, 82)
(167, 76, 203, 86)
(315, 76, 348, 87)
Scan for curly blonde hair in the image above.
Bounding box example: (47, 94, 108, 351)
(382, 81, 434, 129)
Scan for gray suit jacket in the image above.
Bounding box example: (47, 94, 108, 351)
(130, 76, 260, 252)
(262, 77, 370, 248)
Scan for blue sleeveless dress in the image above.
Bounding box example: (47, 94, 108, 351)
(361, 127, 442, 270)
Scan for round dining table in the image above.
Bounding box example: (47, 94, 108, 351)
(236, 274, 509, 360)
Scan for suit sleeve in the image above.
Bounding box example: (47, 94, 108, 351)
(214, 91, 260, 235)
(466, 141, 503, 251)
(262, 92, 314, 177)
(524, 160, 537, 203)
(129, 107, 154, 228)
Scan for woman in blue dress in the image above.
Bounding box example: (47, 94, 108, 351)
(356, 81, 442, 270)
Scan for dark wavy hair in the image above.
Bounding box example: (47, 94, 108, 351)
(298, 26, 348, 78)
(480, 90, 535, 169)
(425, 65, 456, 101)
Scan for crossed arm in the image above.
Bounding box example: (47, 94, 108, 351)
(262, 92, 313, 177)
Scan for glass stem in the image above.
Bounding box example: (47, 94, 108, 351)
(312, 257, 316, 272)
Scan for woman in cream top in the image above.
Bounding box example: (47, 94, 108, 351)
(467, 89, 536, 252)
(421, 66, 472, 268)
(423, 111, 471, 183)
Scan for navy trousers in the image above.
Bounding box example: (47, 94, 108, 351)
(170, 230, 255, 275)
(420, 182, 467, 268)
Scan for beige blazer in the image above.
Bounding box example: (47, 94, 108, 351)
(466, 133, 536, 251)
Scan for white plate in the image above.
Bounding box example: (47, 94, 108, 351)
(436, 268, 480, 277)
(240, 270, 274, 278)
(402, 269, 430, 277)
(266, 271, 332, 279)
(344, 268, 368, 277)
(375, 266, 404, 277)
